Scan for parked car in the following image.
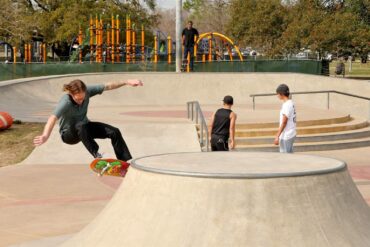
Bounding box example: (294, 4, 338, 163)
(250, 50, 257, 56)
(294, 52, 308, 59)
(241, 49, 251, 57)
(223, 48, 238, 57)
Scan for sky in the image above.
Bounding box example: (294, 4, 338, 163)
(156, 0, 176, 9)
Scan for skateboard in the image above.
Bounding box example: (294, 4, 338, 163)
(90, 158, 130, 177)
(181, 59, 189, 72)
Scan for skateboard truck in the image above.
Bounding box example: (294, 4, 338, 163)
(99, 162, 112, 176)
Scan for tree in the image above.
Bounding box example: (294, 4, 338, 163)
(275, 0, 327, 55)
(184, 0, 231, 34)
(227, 0, 287, 56)
(0, 0, 37, 45)
(0, 0, 159, 51)
(226, 0, 369, 57)
(278, 0, 369, 56)
(156, 8, 177, 40)
(344, 0, 369, 25)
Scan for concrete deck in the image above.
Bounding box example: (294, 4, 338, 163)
(132, 152, 346, 178)
(60, 152, 370, 247)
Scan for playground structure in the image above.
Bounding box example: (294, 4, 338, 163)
(0, 40, 53, 64)
(151, 31, 244, 72)
(179, 32, 244, 72)
(0, 15, 151, 64)
(0, 41, 14, 62)
(1, 17, 244, 68)
(71, 14, 149, 63)
(195, 32, 243, 62)
(152, 30, 174, 64)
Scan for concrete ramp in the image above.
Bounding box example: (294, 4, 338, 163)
(59, 152, 370, 247)
(22, 123, 200, 165)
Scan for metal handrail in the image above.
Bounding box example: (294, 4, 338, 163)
(250, 90, 370, 119)
(187, 101, 209, 151)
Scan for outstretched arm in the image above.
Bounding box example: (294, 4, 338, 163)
(104, 79, 143, 91)
(33, 115, 58, 146)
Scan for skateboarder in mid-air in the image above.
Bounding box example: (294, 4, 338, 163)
(33, 79, 143, 161)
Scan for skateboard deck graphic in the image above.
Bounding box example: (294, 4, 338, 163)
(90, 158, 130, 177)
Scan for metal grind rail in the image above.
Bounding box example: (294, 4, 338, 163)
(187, 101, 209, 151)
(251, 90, 370, 120)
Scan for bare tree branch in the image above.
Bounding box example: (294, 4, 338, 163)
(32, 0, 50, 12)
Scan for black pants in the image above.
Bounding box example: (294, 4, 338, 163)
(184, 46, 195, 70)
(211, 135, 229, 151)
(61, 121, 132, 161)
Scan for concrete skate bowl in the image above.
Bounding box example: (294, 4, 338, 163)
(1, 72, 370, 247)
(59, 152, 370, 247)
(3, 72, 369, 153)
(1, 72, 370, 121)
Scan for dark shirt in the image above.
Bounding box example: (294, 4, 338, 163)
(53, 84, 105, 134)
(182, 28, 199, 47)
(212, 108, 232, 138)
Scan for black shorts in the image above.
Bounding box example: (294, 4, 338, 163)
(211, 135, 229, 151)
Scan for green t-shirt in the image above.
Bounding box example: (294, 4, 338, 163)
(53, 84, 105, 134)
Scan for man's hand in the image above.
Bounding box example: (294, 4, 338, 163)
(126, 79, 143, 87)
(274, 136, 279, 145)
(33, 115, 57, 146)
(230, 139, 235, 149)
(33, 134, 48, 146)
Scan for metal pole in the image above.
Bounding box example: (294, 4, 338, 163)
(195, 104, 199, 124)
(327, 92, 330, 109)
(200, 119, 204, 147)
(176, 0, 182, 73)
(5, 44, 8, 61)
(168, 36, 172, 64)
(187, 102, 190, 119)
(205, 121, 209, 151)
(13, 46, 16, 63)
(191, 103, 194, 121)
(253, 97, 255, 110)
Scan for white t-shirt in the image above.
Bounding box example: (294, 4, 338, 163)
(279, 100, 297, 140)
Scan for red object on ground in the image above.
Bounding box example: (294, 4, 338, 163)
(0, 112, 13, 130)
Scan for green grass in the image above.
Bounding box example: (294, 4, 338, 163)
(0, 122, 44, 167)
(330, 60, 370, 78)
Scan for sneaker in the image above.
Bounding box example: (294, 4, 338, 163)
(120, 161, 130, 177)
(94, 152, 103, 159)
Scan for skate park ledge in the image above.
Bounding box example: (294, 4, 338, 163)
(131, 152, 347, 179)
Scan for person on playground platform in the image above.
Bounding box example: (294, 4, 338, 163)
(33, 79, 143, 161)
(209, 95, 237, 151)
(182, 21, 199, 71)
(274, 84, 297, 153)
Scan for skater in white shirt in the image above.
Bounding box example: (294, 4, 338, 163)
(274, 84, 297, 153)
